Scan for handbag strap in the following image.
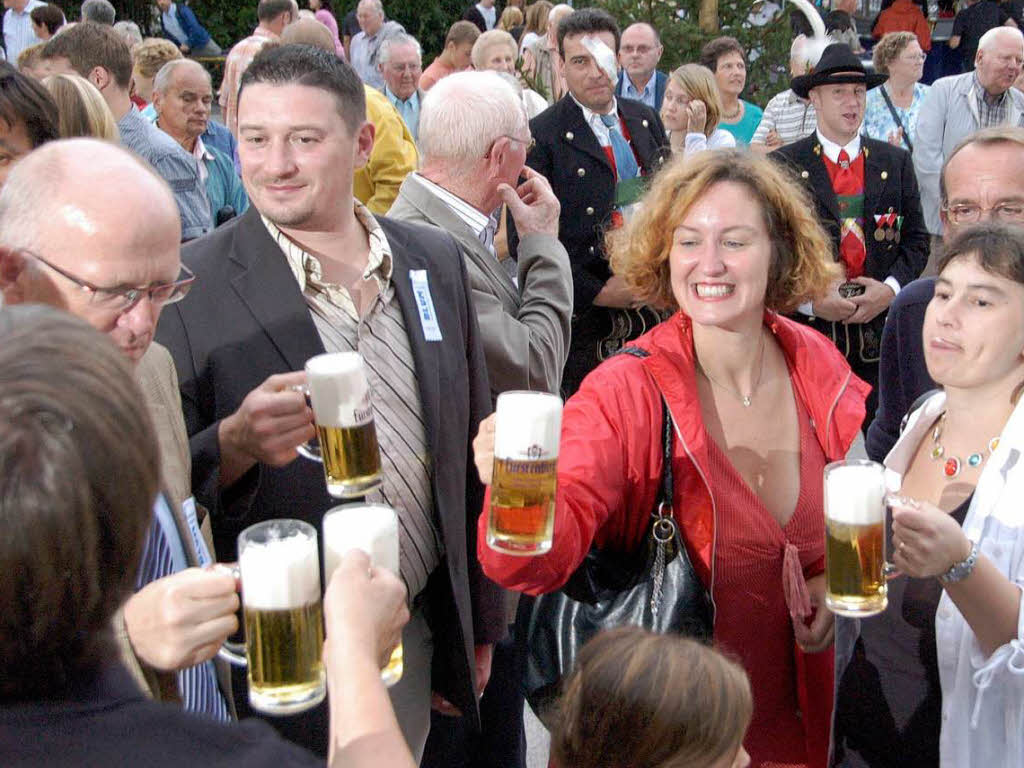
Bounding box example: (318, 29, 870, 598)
(879, 86, 914, 154)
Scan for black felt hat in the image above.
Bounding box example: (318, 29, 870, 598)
(791, 42, 887, 99)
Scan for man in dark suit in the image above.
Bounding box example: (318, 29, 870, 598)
(616, 22, 667, 111)
(155, 46, 504, 762)
(511, 7, 669, 397)
(866, 125, 1024, 460)
(773, 43, 929, 420)
(463, 0, 496, 32)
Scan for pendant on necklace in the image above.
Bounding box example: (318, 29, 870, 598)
(742, 396, 751, 407)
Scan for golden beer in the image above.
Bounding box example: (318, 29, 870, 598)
(322, 503, 404, 687)
(488, 457, 557, 554)
(823, 460, 889, 618)
(305, 352, 383, 498)
(488, 391, 562, 556)
(244, 600, 326, 714)
(237, 520, 326, 715)
(316, 422, 383, 497)
(825, 519, 887, 616)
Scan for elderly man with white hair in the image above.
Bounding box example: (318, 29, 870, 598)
(471, 29, 546, 117)
(378, 33, 423, 140)
(750, 33, 821, 153)
(153, 58, 248, 224)
(388, 68, 571, 768)
(350, 0, 404, 89)
(914, 25, 1024, 245)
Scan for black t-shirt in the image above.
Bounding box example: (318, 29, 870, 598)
(952, 0, 1011, 70)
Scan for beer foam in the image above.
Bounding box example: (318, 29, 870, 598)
(305, 352, 372, 428)
(494, 391, 563, 460)
(240, 531, 321, 610)
(825, 464, 886, 525)
(322, 504, 399, 580)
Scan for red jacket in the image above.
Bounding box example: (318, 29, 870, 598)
(478, 311, 869, 767)
(873, 0, 932, 51)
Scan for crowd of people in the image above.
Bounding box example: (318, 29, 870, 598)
(0, 1, 1023, 768)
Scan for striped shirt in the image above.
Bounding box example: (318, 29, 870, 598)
(751, 88, 817, 147)
(117, 106, 211, 241)
(263, 203, 442, 600)
(219, 26, 278, 137)
(136, 494, 230, 722)
(3, 0, 44, 64)
(411, 173, 497, 254)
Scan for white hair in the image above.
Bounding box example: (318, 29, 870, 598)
(80, 0, 115, 25)
(358, 0, 384, 16)
(379, 33, 422, 65)
(978, 25, 1024, 55)
(153, 58, 211, 96)
(112, 20, 142, 47)
(418, 70, 528, 176)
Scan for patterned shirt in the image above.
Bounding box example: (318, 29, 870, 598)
(117, 106, 211, 241)
(974, 72, 1010, 128)
(751, 88, 817, 147)
(219, 26, 278, 137)
(263, 203, 442, 599)
(862, 83, 930, 151)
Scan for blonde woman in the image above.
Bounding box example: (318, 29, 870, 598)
(661, 64, 736, 157)
(519, 0, 551, 56)
(472, 30, 547, 117)
(130, 37, 182, 109)
(43, 73, 119, 141)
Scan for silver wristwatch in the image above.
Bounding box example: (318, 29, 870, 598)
(939, 540, 979, 584)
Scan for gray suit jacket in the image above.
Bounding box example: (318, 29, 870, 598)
(388, 173, 573, 399)
(913, 72, 1024, 234)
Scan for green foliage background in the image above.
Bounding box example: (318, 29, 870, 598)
(95, 0, 791, 107)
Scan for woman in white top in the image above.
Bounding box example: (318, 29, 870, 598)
(660, 64, 736, 158)
(832, 224, 1024, 768)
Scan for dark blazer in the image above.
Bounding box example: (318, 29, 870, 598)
(463, 4, 489, 31)
(511, 95, 670, 313)
(773, 134, 930, 289)
(865, 276, 937, 462)
(616, 69, 669, 111)
(154, 207, 504, 738)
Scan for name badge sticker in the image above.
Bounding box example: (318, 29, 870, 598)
(182, 496, 213, 567)
(410, 269, 443, 342)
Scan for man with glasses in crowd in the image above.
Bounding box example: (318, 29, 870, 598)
(868, 126, 1024, 460)
(0, 138, 239, 722)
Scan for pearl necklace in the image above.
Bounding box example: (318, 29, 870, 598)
(929, 413, 1000, 479)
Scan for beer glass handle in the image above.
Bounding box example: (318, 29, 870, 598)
(218, 641, 248, 667)
(291, 384, 323, 463)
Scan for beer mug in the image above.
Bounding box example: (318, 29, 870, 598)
(297, 351, 384, 498)
(487, 390, 562, 555)
(824, 460, 889, 617)
(218, 520, 326, 715)
(322, 503, 403, 686)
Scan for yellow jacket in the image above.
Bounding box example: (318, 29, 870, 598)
(355, 85, 419, 215)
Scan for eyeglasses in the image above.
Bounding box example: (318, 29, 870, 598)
(501, 134, 536, 152)
(942, 202, 1024, 225)
(25, 250, 196, 313)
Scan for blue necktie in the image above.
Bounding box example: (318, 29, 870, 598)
(600, 112, 639, 181)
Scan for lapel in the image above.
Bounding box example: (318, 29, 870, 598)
(558, 97, 611, 169)
(862, 141, 892, 231)
(398, 176, 519, 307)
(802, 137, 843, 223)
(226, 208, 325, 371)
(380, 219, 442, 458)
(620, 100, 655, 169)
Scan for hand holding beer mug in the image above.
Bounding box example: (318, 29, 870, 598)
(297, 352, 383, 498)
(218, 520, 326, 715)
(824, 460, 889, 617)
(487, 391, 562, 555)
(322, 504, 404, 686)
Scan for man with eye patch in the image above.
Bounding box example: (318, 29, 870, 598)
(152, 58, 248, 224)
(867, 125, 1024, 461)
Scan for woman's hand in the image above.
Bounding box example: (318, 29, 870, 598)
(472, 414, 497, 486)
(792, 573, 835, 653)
(686, 99, 707, 135)
(891, 498, 971, 579)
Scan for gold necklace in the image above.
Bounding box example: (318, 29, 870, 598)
(697, 333, 765, 408)
(722, 102, 742, 120)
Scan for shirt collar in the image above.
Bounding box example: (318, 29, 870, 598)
(816, 129, 860, 164)
(191, 134, 213, 163)
(570, 92, 618, 126)
(261, 200, 393, 294)
(623, 73, 655, 98)
(385, 85, 418, 108)
(413, 172, 490, 239)
(973, 71, 1007, 106)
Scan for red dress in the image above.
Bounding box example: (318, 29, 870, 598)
(706, 392, 828, 768)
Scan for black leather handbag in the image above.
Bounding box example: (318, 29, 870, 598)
(515, 350, 714, 722)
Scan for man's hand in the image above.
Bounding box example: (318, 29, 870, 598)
(764, 128, 783, 149)
(500, 166, 560, 239)
(218, 371, 314, 486)
(792, 573, 835, 653)
(846, 276, 895, 325)
(431, 645, 494, 717)
(593, 274, 638, 309)
(686, 99, 708, 135)
(323, 549, 409, 672)
(472, 413, 496, 486)
(123, 567, 239, 671)
(811, 283, 857, 322)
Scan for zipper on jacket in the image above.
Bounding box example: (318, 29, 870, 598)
(825, 370, 852, 455)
